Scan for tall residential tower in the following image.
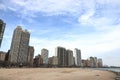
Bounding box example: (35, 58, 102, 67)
(9, 26, 30, 65)
(66, 49, 74, 66)
(74, 48, 82, 67)
(41, 48, 49, 65)
(55, 46, 67, 67)
(0, 19, 6, 47)
(28, 46, 34, 66)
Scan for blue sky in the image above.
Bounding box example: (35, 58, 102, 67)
(0, 0, 120, 66)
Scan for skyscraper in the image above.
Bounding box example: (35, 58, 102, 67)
(9, 26, 30, 65)
(0, 19, 6, 47)
(28, 46, 34, 66)
(55, 46, 66, 67)
(98, 58, 103, 68)
(66, 49, 74, 66)
(88, 57, 98, 68)
(74, 48, 82, 67)
(41, 48, 49, 65)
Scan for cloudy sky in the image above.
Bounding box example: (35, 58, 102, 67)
(0, 0, 120, 66)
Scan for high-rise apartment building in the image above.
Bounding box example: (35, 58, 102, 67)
(55, 46, 67, 67)
(66, 49, 74, 66)
(0, 19, 6, 47)
(41, 48, 49, 64)
(9, 26, 30, 65)
(88, 57, 94, 68)
(74, 48, 82, 67)
(98, 58, 103, 68)
(88, 57, 98, 68)
(94, 57, 98, 67)
(28, 46, 34, 66)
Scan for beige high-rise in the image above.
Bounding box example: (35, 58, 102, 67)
(9, 26, 30, 65)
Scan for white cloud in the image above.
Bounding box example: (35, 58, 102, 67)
(29, 24, 120, 59)
(8, 0, 82, 16)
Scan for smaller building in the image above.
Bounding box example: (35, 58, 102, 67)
(28, 46, 34, 66)
(52, 56, 58, 66)
(48, 56, 58, 67)
(48, 57, 53, 66)
(0, 51, 6, 61)
(82, 59, 90, 67)
(33, 54, 43, 67)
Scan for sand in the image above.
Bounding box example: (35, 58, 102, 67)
(0, 68, 116, 80)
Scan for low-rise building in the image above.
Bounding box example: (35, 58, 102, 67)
(48, 56, 58, 67)
(33, 54, 43, 67)
(0, 51, 6, 61)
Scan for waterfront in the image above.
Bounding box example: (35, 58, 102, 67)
(94, 68, 120, 72)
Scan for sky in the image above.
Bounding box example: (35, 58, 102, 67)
(0, 0, 120, 66)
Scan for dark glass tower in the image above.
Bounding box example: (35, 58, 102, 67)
(0, 19, 6, 47)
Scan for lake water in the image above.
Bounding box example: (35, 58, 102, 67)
(94, 68, 120, 72)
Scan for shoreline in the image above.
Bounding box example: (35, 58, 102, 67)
(103, 70, 120, 80)
(112, 71, 120, 80)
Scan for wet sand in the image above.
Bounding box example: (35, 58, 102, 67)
(0, 68, 116, 80)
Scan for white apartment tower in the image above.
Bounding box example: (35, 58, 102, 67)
(74, 48, 82, 67)
(41, 48, 49, 64)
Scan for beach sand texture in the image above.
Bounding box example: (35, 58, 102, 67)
(0, 68, 116, 80)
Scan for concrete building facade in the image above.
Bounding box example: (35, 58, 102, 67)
(48, 56, 58, 67)
(9, 26, 30, 65)
(28, 46, 34, 66)
(33, 54, 43, 67)
(17, 30, 30, 64)
(55, 46, 66, 67)
(52, 56, 58, 66)
(0, 51, 6, 61)
(66, 49, 74, 66)
(74, 48, 82, 67)
(41, 48, 49, 64)
(82, 59, 90, 67)
(0, 19, 6, 47)
(88, 57, 98, 68)
(98, 58, 103, 68)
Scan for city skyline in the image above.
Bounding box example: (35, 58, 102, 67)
(0, 0, 120, 66)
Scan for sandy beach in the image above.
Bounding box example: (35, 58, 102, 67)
(0, 68, 116, 80)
